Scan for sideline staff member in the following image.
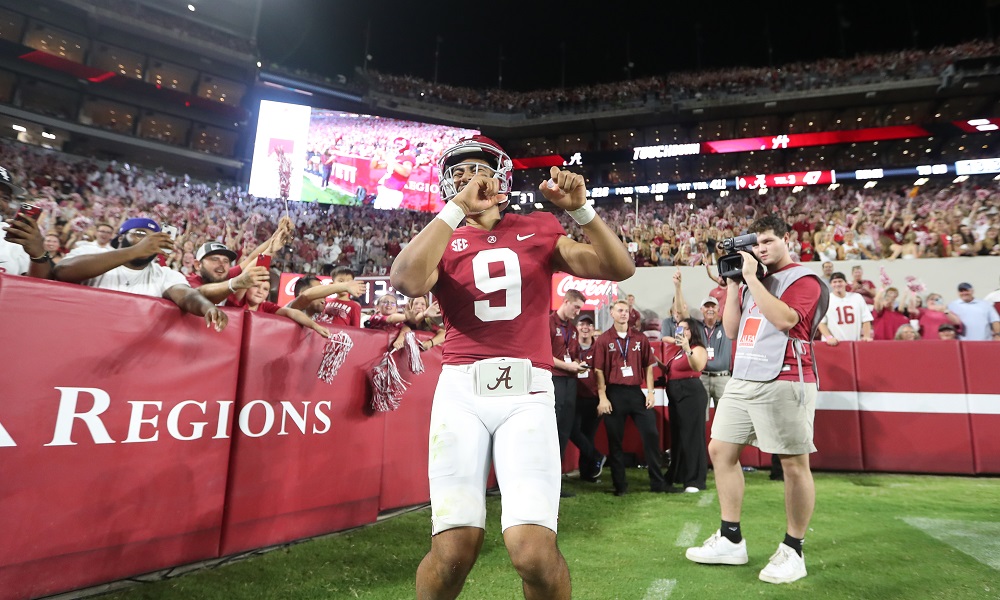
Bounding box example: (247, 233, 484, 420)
(686, 215, 829, 585)
(594, 299, 667, 496)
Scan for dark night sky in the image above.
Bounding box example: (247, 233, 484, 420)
(257, 1, 999, 91)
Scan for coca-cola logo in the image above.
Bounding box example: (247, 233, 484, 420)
(554, 274, 618, 300)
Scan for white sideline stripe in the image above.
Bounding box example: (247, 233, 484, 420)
(969, 394, 1000, 415)
(697, 492, 715, 507)
(816, 390, 859, 411)
(674, 522, 700, 547)
(902, 517, 1000, 571)
(858, 392, 968, 414)
(643, 578, 677, 599)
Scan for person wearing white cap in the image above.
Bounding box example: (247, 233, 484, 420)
(53, 217, 227, 331)
(189, 216, 294, 305)
(188, 241, 268, 306)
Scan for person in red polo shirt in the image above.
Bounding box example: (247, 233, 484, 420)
(594, 299, 666, 496)
(662, 317, 710, 494)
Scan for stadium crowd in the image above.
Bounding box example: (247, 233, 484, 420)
(3, 138, 1000, 272)
(366, 40, 1000, 115)
(1, 137, 998, 341)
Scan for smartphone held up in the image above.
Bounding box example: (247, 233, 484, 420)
(15, 202, 41, 222)
(160, 225, 178, 255)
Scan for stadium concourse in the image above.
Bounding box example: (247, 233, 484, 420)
(364, 39, 1000, 115)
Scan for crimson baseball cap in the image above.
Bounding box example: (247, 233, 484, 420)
(196, 241, 238, 262)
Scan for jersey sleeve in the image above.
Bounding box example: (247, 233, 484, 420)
(860, 299, 874, 323)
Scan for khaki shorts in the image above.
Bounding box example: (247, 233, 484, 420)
(710, 378, 817, 455)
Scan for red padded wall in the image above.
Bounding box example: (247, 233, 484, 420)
(0, 276, 241, 600)
(854, 341, 973, 474)
(219, 313, 385, 555)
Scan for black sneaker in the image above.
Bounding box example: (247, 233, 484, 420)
(613, 488, 628, 497)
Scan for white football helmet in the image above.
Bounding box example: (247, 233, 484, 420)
(438, 135, 513, 204)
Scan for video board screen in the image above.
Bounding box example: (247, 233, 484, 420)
(248, 100, 478, 211)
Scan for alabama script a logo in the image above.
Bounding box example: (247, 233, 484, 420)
(487, 366, 513, 391)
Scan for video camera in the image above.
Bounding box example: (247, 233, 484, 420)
(718, 233, 765, 282)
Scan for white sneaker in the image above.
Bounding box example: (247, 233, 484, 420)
(758, 543, 807, 584)
(684, 486, 700, 493)
(685, 530, 748, 565)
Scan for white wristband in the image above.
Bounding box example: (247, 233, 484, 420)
(228, 278, 236, 293)
(435, 201, 466, 230)
(566, 204, 597, 226)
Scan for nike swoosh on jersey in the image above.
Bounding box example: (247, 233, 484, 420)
(516, 233, 535, 241)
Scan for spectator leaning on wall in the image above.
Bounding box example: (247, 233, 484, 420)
(53, 217, 228, 331)
(947, 282, 1000, 341)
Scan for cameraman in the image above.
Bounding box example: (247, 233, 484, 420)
(686, 215, 829, 586)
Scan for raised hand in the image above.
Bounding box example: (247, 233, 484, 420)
(452, 174, 506, 216)
(538, 166, 587, 211)
(234, 265, 270, 289)
(129, 232, 175, 259)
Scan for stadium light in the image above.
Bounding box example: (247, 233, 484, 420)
(41, 132, 56, 139)
(624, 196, 633, 203)
(187, 4, 196, 11)
(864, 181, 877, 188)
(533, 202, 543, 209)
(828, 183, 840, 190)
(720, 190, 729, 197)
(914, 178, 929, 186)
(758, 187, 767, 195)
(511, 204, 520, 210)
(654, 194, 663, 201)
(686, 193, 696, 200)
(994, 174, 1000, 181)
(11, 125, 25, 132)
(953, 175, 968, 183)
(791, 186, 804, 193)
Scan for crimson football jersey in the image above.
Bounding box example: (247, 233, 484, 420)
(436, 212, 565, 369)
(319, 298, 362, 328)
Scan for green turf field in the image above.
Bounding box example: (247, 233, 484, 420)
(103, 470, 999, 599)
(300, 176, 358, 205)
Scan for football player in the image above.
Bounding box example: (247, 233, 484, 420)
(391, 135, 633, 599)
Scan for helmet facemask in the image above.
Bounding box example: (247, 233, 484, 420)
(438, 137, 513, 205)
